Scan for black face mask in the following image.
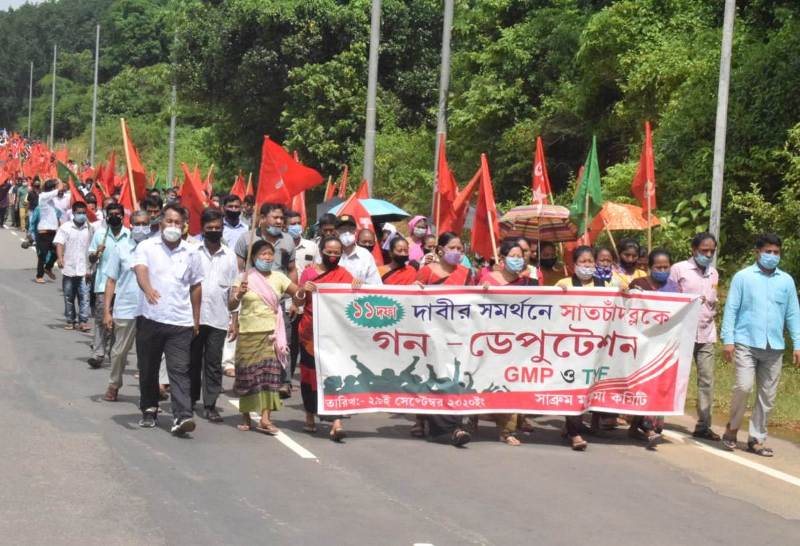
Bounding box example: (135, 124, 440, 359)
(359, 243, 375, 252)
(225, 210, 241, 223)
(204, 230, 223, 244)
(322, 254, 341, 269)
(106, 215, 123, 228)
(393, 254, 409, 266)
(540, 257, 557, 269)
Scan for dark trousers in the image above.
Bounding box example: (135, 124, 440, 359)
(565, 415, 584, 438)
(0, 206, 6, 226)
(426, 415, 464, 437)
(289, 314, 300, 377)
(36, 230, 57, 278)
(136, 317, 194, 420)
(189, 324, 226, 410)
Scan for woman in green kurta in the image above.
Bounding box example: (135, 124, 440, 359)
(229, 240, 304, 434)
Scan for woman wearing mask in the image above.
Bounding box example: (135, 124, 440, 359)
(378, 237, 417, 284)
(594, 246, 616, 286)
(298, 236, 358, 441)
(406, 216, 430, 264)
(627, 249, 679, 448)
(416, 232, 474, 285)
(612, 238, 647, 289)
(480, 240, 537, 287)
(229, 240, 304, 434)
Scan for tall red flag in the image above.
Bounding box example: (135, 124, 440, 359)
(354, 180, 369, 199)
(204, 165, 214, 196)
(101, 152, 116, 194)
(337, 165, 349, 199)
(181, 163, 209, 235)
(532, 136, 553, 204)
(230, 173, 246, 200)
(630, 121, 656, 211)
(121, 119, 147, 204)
(433, 134, 458, 231)
(245, 174, 254, 198)
(323, 177, 336, 202)
(440, 168, 480, 235)
(338, 192, 383, 266)
(58, 161, 97, 223)
(470, 154, 500, 261)
(290, 191, 307, 229)
(256, 136, 323, 206)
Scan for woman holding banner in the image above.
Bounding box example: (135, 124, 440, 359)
(479, 240, 538, 287)
(229, 240, 305, 435)
(415, 232, 474, 285)
(378, 237, 418, 284)
(298, 236, 358, 442)
(612, 238, 647, 289)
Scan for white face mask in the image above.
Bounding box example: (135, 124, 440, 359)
(575, 266, 595, 281)
(339, 232, 356, 248)
(162, 226, 182, 243)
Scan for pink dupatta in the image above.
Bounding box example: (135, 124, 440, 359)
(246, 270, 289, 369)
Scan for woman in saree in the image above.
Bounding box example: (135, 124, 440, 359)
(626, 249, 679, 448)
(378, 237, 418, 284)
(415, 231, 474, 285)
(298, 236, 358, 441)
(229, 240, 304, 434)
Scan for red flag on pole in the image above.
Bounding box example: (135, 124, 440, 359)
(433, 134, 458, 232)
(338, 192, 383, 266)
(630, 121, 656, 211)
(470, 154, 500, 261)
(440, 168, 480, 235)
(181, 163, 209, 236)
(121, 119, 147, 204)
(256, 136, 323, 206)
(337, 165, 349, 199)
(354, 180, 369, 200)
(101, 152, 116, 194)
(245, 174, 254, 198)
(323, 177, 336, 202)
(532, 136, 553, 204)
(291, 191, 307, 229)
(230, 172, 246, 200)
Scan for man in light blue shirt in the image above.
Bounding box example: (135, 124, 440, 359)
(721, 233, 800, 456)
(101, 210, 151, 402)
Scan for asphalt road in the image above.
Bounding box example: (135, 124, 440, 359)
(1, 225, 798, 546)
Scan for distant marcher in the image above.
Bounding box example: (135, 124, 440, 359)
(54, 201, 93, 332)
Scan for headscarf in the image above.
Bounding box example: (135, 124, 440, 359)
(406, 215, 430, 262)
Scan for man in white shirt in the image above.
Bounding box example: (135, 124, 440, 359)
(35, 179, 62, 282)
(54, 201, 93, 331)
(133, 204, 204, 435)
(190, 208, 238, 423)
(52, 186, 71, 224)
(336, 215, 382, 285)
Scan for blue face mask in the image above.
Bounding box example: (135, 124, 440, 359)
(651, 270, 670, 284)
(287, 224, 303, 238)
(254, 258, 273, 272)
(505, 256, 525, 273)
(265, 225, 282, 237)
(694, 253, 712, 268)
(73, 213, 87, 224)
(758, 252, 780, 270)
(594, 265, 613, 282)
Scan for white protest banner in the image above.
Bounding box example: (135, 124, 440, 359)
(313, 286, 700, 416)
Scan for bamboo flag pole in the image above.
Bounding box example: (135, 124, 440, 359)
(646, 179, 653, 252)
(603, 218, 619, 259)
(119, 118, 138, 211)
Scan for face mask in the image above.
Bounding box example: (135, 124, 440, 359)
(540, 257, 557, 269)
(287, 224, 303, 239)
(594, 265, 613, 282)
(132, 225, 150, 242)
(162, 226, 182, 243)
(204, 230, 223, 244)
(651, 270, 670, 283)
(150, 215, 161, 227)
(413, 227, 426, 238)
(758, 252, 780, 270)
(442, 250, 463, 266)
(73, 213, 87, 224)
(265, 225, 282, 237)
(393, 255, 409, 266)
(694, 253, 712, 268)
(575, 266, 595, 281)
(106, 215, 123, 228)
(225, 210, 241, 224)
(505, 256, 525, 273)
(339, 232, 356, 247)
(322, 253, 341, 269)
(254, 258, 273, 272)
(359, 243, 375, 252)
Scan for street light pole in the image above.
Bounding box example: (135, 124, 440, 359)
(709, 0, 736, 249)
(431, 0, 454, 219)
(27, 61, 33, 139)
(362, 0, 381, 197)
(166, 31, 177, 188)
(49, 44, 57, 148)
(90, 25, 100, 166)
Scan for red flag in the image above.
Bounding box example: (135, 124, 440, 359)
(256, 136, 323, 206)
(470, 154, 500, 260)
(440, 168, 480, 234)
(55, 147, 68, 164)
(291, 191, 307, 229)
(91, 179, 106, 206)
(245, 174, 254, 197)
(101, 152, 116, 193)
(204, 165, 214, 196)
(354, 180, 369, 199)
(338, 192, 383, 266)
(337, 165, 349, 199)
(181, 163, 209, 235)
(80, 166, 95, 183)
(61, 166, 97, 223)
(121, 120, 147, 203)
(630, 121, 656, 211)
(532, 136, 553, 204)
(148, 172, 156, 189)
(433, 134, 458, 230)
(230, 172, 246, 200)
(324, 177, 336, 202)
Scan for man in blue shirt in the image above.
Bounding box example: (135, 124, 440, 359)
(721, 233, 800, 456)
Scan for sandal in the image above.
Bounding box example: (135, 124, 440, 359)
(500, 434, 521, 446)
(255, 421, 279, 435)
(747, 440, 774, 457)
(330, 427, 346, 442)
(103, 385, 118, 402)
(571, 435, 588, 451)
(64, 324, 75, 330)
(237, 414, 253, 431)
(518, 416, 536, 434)
(410, 419, 425, 438)
(303, 424, 317, 433)
(78, 324, 91, 333)
(721, 427, 737, 451)
(451, 429, 471, 447)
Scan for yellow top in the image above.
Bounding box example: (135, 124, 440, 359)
(234, 271, 291, 333)
(555, 276, 611, 289)
(611, 268, 647, 289)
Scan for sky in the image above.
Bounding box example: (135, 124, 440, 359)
(0, 0, 40, 11)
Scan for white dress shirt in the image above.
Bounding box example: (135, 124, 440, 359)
(37, 189, 60, 230)
(133, 237, 205, 327)
(294, 237, 319, 277)
(197, 243, 239, 331)
(53, 220, 92, 276)
(53, 192, 71, 223)
(340, 245, 382, 285)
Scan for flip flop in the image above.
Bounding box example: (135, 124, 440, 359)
(303, 424, 317, 433)
(255, 423, 279, 435)
(64, 324, 74, 330)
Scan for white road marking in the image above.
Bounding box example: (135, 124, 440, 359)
(227, 399, 318, 460)
(413, 543, 435, 545)
(662, 429, 800, 488)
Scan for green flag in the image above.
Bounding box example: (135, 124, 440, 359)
(569, 135, 604, 236)
(56, 161, 80, 189)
